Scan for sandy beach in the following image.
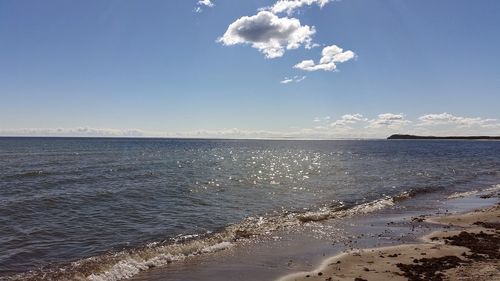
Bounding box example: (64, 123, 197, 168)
(276, 204, 500, 281)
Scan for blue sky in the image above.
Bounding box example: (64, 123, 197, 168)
(1, 0, 499, 138)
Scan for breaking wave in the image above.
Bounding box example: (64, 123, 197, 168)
(447, 184, 500, 199)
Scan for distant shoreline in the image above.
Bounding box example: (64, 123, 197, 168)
(388, 134, 500, 140)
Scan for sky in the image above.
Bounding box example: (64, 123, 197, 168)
(1, 0, 500, 138)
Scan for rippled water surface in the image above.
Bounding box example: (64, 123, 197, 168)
(1, 137, 499, 279)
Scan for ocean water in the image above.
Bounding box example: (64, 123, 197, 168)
(0, 137, 499, 280)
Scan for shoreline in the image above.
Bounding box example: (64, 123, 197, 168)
(4, 186, 499, 281)
(126, 185, 499, 281)
(276, 204, 500, 281)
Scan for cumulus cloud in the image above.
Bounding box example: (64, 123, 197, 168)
(294, 44, 355, 71)
(218, 11, 315, 58)
(367, 113, 411, 129)
(280, 75, 306, 84)
(418, 113, 498, 128)
(194, 0, 214, 13)
(263, 0, 332, 15)
(330, 114, 367, 127)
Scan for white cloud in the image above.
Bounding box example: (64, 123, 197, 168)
(294, 44, 355, 71)
(313, 116, 330, 122)
(198, 0, 214, 7)
(280, 75, 306, 83)
(218, 11, 315, 58)
(263, 0, 332, 15)
(295, 75, 307, 82)
(330, 113, 367, 127)
(194, 0, 214, 13)
(367, 113, 411, 129)
(418, 113, 498, 128)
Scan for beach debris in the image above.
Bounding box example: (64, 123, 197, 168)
(397, 255, 465, 281)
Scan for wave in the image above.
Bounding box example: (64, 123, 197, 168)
(2, 186, 477, 281)
(447, 184, 500, 199)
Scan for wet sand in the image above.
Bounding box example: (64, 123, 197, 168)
(277, 204, 500, 281)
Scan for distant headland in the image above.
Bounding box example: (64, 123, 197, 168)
(388, 134, 500, 140)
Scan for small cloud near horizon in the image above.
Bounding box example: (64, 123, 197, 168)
(417, 112, 498, 128)
(367, 113, 411, 129)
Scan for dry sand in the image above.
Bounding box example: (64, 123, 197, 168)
(276, 204, 500, 281)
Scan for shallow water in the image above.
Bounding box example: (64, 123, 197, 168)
(1, 137, 499, 280)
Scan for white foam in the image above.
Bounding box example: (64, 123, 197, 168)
(87, 251, 191, 281)
(297, 197, 395, 223)
(86, 238, 236, 281)
(484, 184, 500, 193)
(447, 190, 479, 199)
(348, 197, 395, 214)
(201, 241, 233, 253)
(447, 184, 500, 199)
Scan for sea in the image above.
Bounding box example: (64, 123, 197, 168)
(1, 137, 499, 281)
